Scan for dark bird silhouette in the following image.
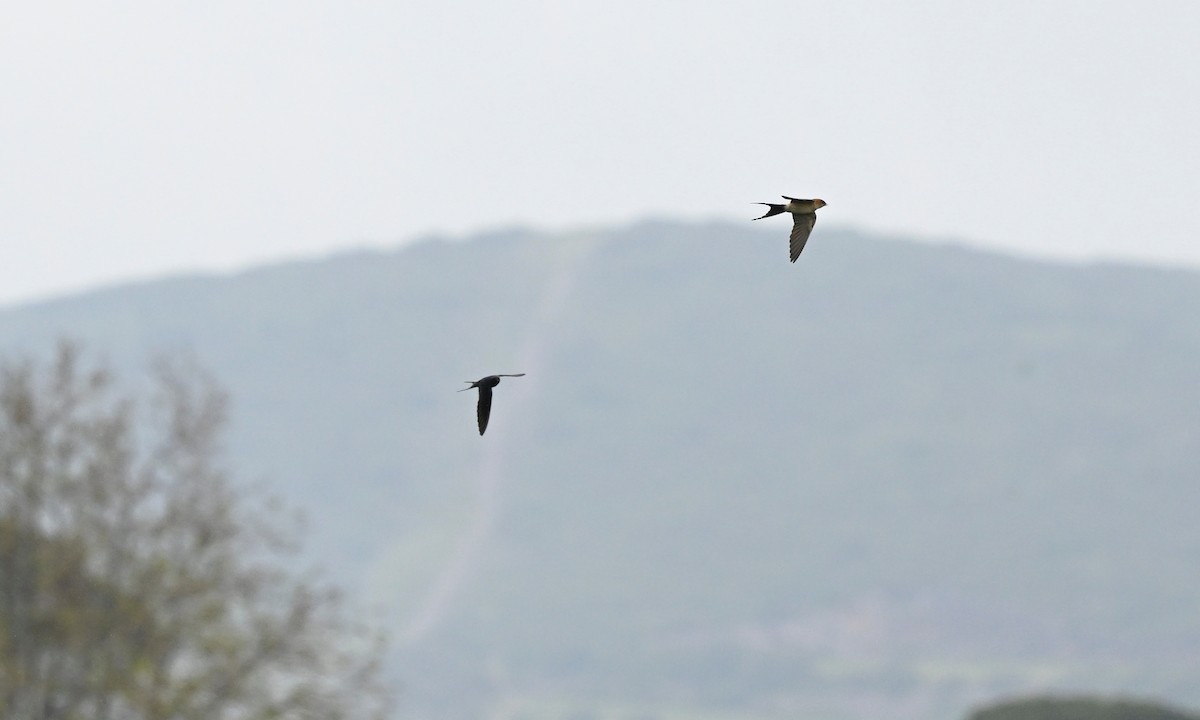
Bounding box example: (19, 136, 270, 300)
(752, 196, 827, 262)
(458, 374, 525, 435)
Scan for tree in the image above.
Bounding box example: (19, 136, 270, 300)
(0, 343, 391, 720)
(968, 696, 1200, 720)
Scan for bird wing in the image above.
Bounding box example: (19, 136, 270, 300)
(789, 213, 817, 262)
(476, 385, 493, 435)
(497, 373, 526, 378)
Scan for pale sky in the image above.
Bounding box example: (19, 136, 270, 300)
(3, 1, 1198, 305)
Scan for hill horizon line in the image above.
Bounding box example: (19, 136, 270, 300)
(8, 219, 1196, 313)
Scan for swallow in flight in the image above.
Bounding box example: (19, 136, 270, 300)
(459, 374, 526, 435)
(752, 197, 827, 262)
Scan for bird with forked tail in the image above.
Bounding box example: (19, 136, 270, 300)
(752, 196, 827, 262)
(458, 374, 525, 435)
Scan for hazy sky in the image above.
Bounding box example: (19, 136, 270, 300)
(3, 1, 1198, 305)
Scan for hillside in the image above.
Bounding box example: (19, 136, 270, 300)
(2, 222, 1198, 720)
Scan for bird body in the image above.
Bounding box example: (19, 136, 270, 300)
(459, 374, 525, 435)
(753, 196, 826, 262)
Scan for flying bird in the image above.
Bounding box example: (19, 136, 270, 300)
(458, 374, 525, 435)
(752, 197, 827, 262)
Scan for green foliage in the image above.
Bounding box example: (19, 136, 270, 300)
(969, 696, 1200, 720)
(0, 344, 390, 720)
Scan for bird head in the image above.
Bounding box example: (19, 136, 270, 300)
(813, 199, 827, 209)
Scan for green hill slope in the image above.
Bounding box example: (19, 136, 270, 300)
(2, 222, 1198, 720)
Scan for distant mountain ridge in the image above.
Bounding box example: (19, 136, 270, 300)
(2, 221, 1198, 720)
